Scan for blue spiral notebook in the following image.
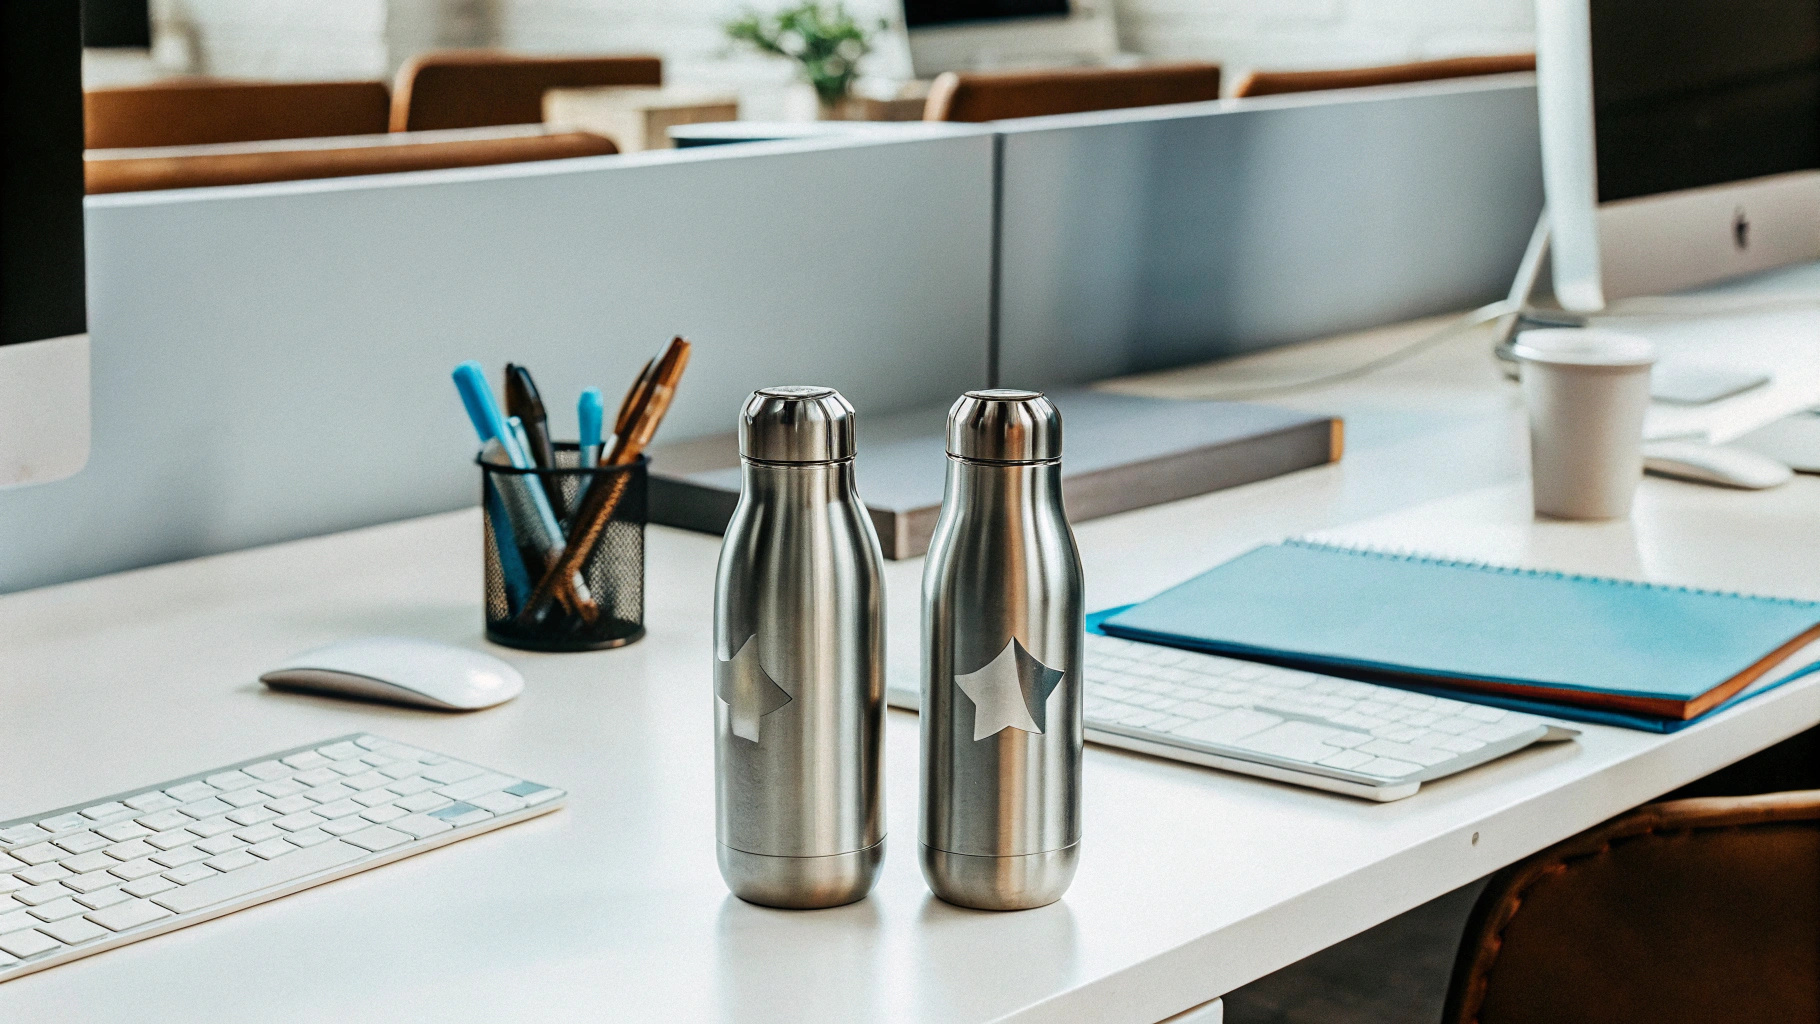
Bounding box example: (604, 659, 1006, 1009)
(1099, 540, 1820, 732)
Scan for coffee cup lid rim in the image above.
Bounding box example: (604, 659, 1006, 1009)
(1511, 328, 1656, 368)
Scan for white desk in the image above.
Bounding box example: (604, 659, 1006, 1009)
(4, 319, 1817, 1023)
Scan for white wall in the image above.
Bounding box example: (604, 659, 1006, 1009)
(150, 0, 1535, 89)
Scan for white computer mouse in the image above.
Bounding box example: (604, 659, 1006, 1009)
(260, 637, 523, 711)
(1642, 440, 1793, 490)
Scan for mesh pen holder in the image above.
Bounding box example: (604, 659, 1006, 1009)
(479, 445, 646, 652)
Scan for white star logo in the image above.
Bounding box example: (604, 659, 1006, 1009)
(716, 635, 792, 743)
(953, 638, 1066, 741)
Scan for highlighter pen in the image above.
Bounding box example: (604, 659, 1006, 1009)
(578, 387, 604, 467)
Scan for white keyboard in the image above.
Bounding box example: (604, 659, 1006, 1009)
(0, 734, 564, 982)
(1085, 634, 1575, 800)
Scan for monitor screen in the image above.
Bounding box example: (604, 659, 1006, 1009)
(1592, 0, 1820, 202)
(3, 3, 87, 348)
(904, 0, 1069, 30)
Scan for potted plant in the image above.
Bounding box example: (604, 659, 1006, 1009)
(725, 2, 884, 119)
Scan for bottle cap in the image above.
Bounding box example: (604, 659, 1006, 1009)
(739, 386, 857, 463)
(946, 389, 1062, 463)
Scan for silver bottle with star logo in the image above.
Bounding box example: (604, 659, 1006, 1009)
(921, 389, 1084, 910)
(714, 386, 886, 908)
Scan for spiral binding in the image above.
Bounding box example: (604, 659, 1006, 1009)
(1282, 537, 1820, 610)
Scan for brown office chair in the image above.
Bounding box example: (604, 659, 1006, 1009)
(84, 127, 618, 194)
(1442, 790, 1820, 1024)
(1233, 54, 1535, 99)
(391, 51, 663, 132)
(922, 62, 1222, 123)
(84, 80, 392, 150)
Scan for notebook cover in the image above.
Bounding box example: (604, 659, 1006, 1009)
(647, 391, 1341, 558)
(1100, 541, 1820, 722)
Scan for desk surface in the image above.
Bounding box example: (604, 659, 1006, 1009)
(4, 318, 1818, 1024)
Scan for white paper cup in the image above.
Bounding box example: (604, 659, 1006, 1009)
(1513, 328, 1656, 520)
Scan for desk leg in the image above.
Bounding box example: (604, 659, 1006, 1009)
(1160, 997, 1223, 1023)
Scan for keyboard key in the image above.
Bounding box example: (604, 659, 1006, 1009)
(312, 799, 363, 819)
(305, 784, 356, 804)
(107, 858, 164, 881)
(60, 870, 120, 894)
(105, 839, 156, 862)
(322, 818, 370, 836)
(436, 773, 520, 802)
(0, 826, 52, 846)
(0, 875, 22, 896)
(256, 780, 307, 799)
(0, 928, 60, 959)
(120, 873, 176, 898)
(285, 828, 334, 848)
(360, 805, 407, 824)
(266, 795, 315, 815)
(343, 827, 411, 852)
(0, 910, 36, 933)
(378, 762, 421, 780)
(242, 760, 290, 781)
(72, 887, 130, 911)
(39, 813, 86, 833)
(387, 776, 438, 796)
(179, 798, 233, 819)
(1358, 757, 1422, 778)
(342, 771, 393, 791)
(505, 782, 557, 807)
(95, 821, 153, 843)
(329, 761, 369, 777)
(318, 742, 364, 761)
(165, 782, 218, 803)
(274, 812, 325, 832)
(235, 824, 284, 845)
(421, 762, 483, 785)
(205, 851, 257, 873)
(1461, 705, 1506, 722)
(227, 806, 279, 827)
(219, 789, 268, 809)
(150, 846, 209, 868)
(246, 839, 295, 860)
(38, 916, 106, 945)
(205, 771, 259, 791)
(355, 735, 386, 750)
(145, 831, 196, 851)
(194, 836, 244, 856)
(134, 810, 191, 832)
(53, 832, 110, 855)
(163, 863, 217, 885)
(153, 839, 362, 915)
(395, 792, 450, 814)
(1173, 708, 1283, 745)
(15, 863, 71, 885)
(1358, 739, 1453, 767)
(467, 792, 527, 814)
(80, 802, 130, 821)
(1317, 750, 1374, 771)
(86, 897, 172, 932)
(9, 843, 63, 866)
(29, 897, 88, 921)
(353, 790, 397, 807)
(184, 817, 238, 838)
(1230, 721, 1347, 763)
(13, 882, 75, 906)
(429, 803, 491, 827)
(123, 792, 181, 812)
(281, 751, 330, 770)
(388, 815, 452, 840)
(293, 767, 341, 787)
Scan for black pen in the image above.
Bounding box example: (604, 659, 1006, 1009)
(504, 363, 564, 511)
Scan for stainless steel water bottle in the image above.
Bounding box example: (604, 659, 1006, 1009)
(920, 389, 1084, 910)
(714, 386, 886, 908)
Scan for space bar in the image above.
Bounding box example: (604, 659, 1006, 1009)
(152, 841, 366, 915)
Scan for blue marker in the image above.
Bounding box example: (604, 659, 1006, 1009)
(578, 387, 604, 467)
(452, 361, 530, 467)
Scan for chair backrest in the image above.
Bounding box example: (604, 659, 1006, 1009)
(923, 62, 1222, 123)
(84, 127, 617, 194)
(1443, 790, 1820, 1024)
(392, 51, 663, 132)
(1234, 54, 1535, 99)
(84, 79, 393, 150)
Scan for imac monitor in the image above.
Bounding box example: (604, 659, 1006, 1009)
(902, 0, 1121, 76)
(1536, 0, 1820, 311)
(2, 3, 90, 487)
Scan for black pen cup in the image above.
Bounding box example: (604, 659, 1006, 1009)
(478, 445, 646, 652)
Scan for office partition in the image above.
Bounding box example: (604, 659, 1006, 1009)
(0, 134, 994, 592)
(993, 76, 1545, 388)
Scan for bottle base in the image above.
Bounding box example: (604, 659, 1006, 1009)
(718, 838, 885, 909)
(920, 842, 1079, 911)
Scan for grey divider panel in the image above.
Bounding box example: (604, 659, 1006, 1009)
(995, 75, 1544, 389)
(0, 133, 993, 592)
